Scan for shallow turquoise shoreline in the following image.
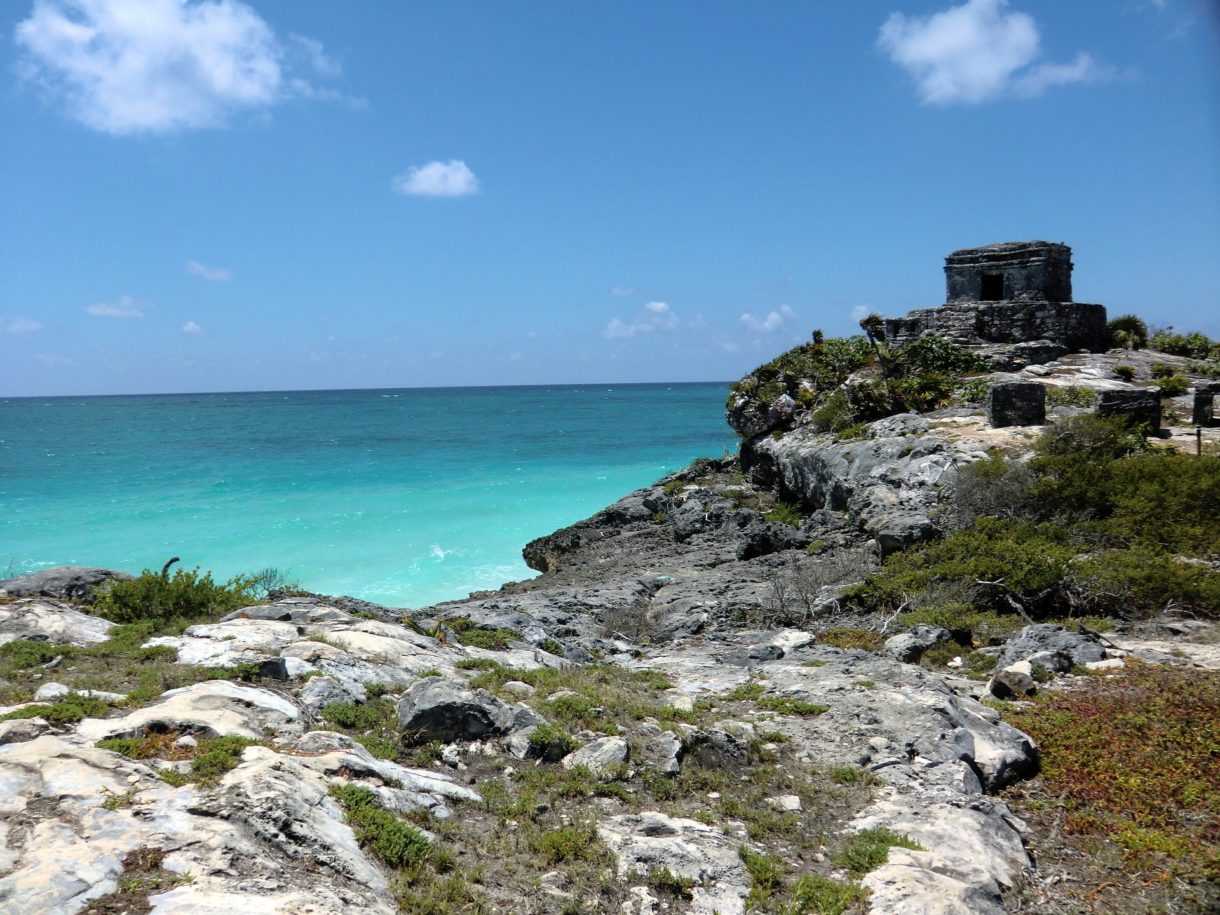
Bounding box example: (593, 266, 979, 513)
(1, 382, 736, 607)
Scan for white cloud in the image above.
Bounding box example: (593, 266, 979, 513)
(740, 304, 797, 334)
(182, 320, 203, 335)
(86, 294, 143, 318)
(610, 285, 635, 297)
(392, 160, 480, 198)
(602, 301, 681, 339)
(14, 0, 340, 135)
(3, 317, 46, 333)
(186, 258, 232, 281)
(878, 0, 1111, 105)
(851, 305, 873, 323)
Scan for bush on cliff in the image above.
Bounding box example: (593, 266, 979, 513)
(95, 563, 257, 624)
(858, 415, 1220, 619)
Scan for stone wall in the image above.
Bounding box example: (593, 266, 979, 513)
(885, 301, 1107, 351)
(945, 241, 1072, 304)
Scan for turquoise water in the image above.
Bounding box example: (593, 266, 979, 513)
(0, 384, 735, 608)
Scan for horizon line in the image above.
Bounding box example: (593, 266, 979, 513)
(0, 378, 734, 401)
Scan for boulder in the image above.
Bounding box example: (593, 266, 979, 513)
(995, 624, 1107, 669)
(989, 662, 1037, 699)
(0, 566, 132, 603)
(76, 680, 302, 742)
(396, 677, 520, 743)
(562, 736, 628, 775)
(884, 625, 953, 663)
(0, 599, 114, 648)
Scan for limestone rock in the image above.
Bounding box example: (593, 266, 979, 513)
(76, 680, 302, 742)
(995, 624, 1107, 669)
(0, 566, 133, 603)
(599, 812, 752, 915)
(862, 846, 1005, 915)
(0, 599, 114, 648)
(396, 677, 519, 743)
(884, 625, 952, 663)
(562, 736, 628, 775)
(989, 662, 1037, 699)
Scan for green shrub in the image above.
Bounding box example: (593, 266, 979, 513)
(1107, 315, 1148, 350)
(526, 723, 580, 762)
(1045, 385, 1096, 408)
(786, 874, 870, 914)
(890, 336, 988, 375)
(0, 691, 109, 725)
(0, 639, 74, 670)
(1114, 364, 1136, 382)
(765, 501, 802, 528)
(1150, 362, 1175, 379)
(647, 867, 695, 900)
(835, 828, 923, 876)
(1157, 374, 1190, 397)
(95, 565, 256, 624)
(529, 825, 605, 864)
(330, 783, 431, 869)
(860, 519, 1077, 616)
(187, 736, 258, 785)
(1148, 329, 1214, 358)
(446, 618, 519, 650)
(739, 847, 786, 908)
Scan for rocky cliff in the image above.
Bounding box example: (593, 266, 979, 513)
(0, 340, 1217, 914)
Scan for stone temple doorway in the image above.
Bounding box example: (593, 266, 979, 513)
(980, 273, 1004, 301)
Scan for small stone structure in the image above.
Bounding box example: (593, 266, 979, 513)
(988, 381, 1046, 427)
(1193, 381, 1219, 427)
(885, 242, 1107, 353)
(1097, 389, 1162, 433)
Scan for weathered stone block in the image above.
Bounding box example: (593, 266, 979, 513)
(988, 381, 1046, 428)
(1096, 389, 1161, 432)
(1193, 392, 1215, 427)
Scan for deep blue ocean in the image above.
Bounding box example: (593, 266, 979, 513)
(0, 384, 736, 608)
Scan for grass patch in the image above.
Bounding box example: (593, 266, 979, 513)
(766, 501, 803, 528)
(835, 828, 923, 876)
(784, 874, 869, 914)
(818, 629, 883, 652)
(331, 783, 432, 868)
(0, 691, 110, 725)
(739, 846, 786, 908)
(466, 662, 688, 730)
(647, 866, 695, 899)
(79, 847, 193, 914)
(757, 696, 830, 717)
(446, 618, 520, 651)
(529, 824, 608, 864)
(98, 733, 259, 787)
(526, 723, 580, 761)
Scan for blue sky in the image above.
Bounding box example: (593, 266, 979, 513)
(1, 0, 1217, 396)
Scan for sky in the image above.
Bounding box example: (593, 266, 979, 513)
(1, 0, 1217, 397)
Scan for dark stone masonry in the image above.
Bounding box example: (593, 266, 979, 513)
(988, 381, 1046, 428)
(1097, 389, 1162, 433)
(884, 241, 1107, 353)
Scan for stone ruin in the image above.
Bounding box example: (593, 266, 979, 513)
(884, 241, 1107, 355)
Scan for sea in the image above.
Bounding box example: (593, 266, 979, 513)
(0, 383, 737, 608)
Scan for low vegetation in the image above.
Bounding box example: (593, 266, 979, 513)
(856, 414, 1220, 621)
(1006, 663, 1219, 911)
(94, 560, 257, 624)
